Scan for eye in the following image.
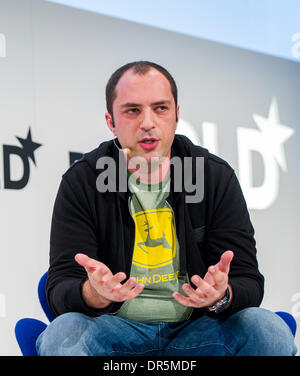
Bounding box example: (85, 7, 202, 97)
(126, 108, 139, 114)
(155, 106, 168, 112)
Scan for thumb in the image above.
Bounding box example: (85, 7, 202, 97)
(75, 253, 98, 273)
(217, 250, 234, 273)
(75, 253, 112, 278)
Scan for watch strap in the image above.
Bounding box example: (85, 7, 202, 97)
(207, 287, 230, 313)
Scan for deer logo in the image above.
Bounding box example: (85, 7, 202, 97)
(137, 222, 172, 253)
(132, 209, 176, 268)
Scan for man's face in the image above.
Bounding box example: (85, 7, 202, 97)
(106, 68, 179, 164)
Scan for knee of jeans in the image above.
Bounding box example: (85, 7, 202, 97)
(36, 312, 90, 356)
(233, 307, 297, 355)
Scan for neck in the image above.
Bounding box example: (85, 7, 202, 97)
(128, 151, 171, 184)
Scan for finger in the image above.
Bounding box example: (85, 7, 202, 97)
(114, 277, 138, 294)
(103, 272, 127, 290)
(217, 250, 234, 273)
(122, 283, 145, 300)
(75, 253, 97, 272)
(182, 283, 206, 303)
(188, 277, 209, 296)
(203, 271, 216, 286)
(75, 253, 111, 276)
(191, 275, 214, 296)
(114, 279, 144, 300)
(208, 265, 227, 286)
(172, 292, 196, 307)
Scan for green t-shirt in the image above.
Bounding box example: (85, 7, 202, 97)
(115, 172, 193, 322)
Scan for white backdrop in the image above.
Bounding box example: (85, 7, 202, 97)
(0, 0, 299, 355)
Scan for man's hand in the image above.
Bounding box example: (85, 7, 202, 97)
(173, 250, 234, 309)
(75, 253, 144, 309)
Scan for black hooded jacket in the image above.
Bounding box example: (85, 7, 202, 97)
(46, 134, 264, 320)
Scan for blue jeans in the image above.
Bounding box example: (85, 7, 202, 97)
(36, 307, 297, 356)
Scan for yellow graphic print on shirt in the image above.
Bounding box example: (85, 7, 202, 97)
(114, 172, 193, 322)
(132, 208, 176, 269)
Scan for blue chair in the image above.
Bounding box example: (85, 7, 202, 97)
(275, 311, 297, 337)
(15, 272, 55, 356)
(15, 272, 297, 356)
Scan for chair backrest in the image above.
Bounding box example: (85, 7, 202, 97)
(275, 311, 297, 337)
(38, 271, 56, 322)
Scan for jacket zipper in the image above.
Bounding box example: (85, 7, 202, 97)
(166, 200, 193, 320)
(127, 195, 136, 272)
(184, 271, 194, 320)
(166, 199, 185, 275)
(110, 195, 135, 315)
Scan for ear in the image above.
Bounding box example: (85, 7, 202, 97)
(105, 112, 116, 136)
(175, 104, 180, 128)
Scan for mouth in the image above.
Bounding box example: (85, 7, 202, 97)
(138, 138, 159, 151)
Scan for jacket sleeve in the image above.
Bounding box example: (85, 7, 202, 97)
(205, 164, 264, 317)
(46, 163, 116, 317)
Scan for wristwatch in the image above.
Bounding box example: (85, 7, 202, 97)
(207, 287, 230, 313)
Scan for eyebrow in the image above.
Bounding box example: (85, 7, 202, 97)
(120, 100, 171, 108)
(121, 102, 141, 108)
(152, 100, 171, 106)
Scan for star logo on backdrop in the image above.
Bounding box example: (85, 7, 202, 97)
(2, 126, 42, 190)
(252, 98, 294, 172)
(16, 127, 42, 166)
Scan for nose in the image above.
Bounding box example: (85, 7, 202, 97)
(140, 108, 155, 131)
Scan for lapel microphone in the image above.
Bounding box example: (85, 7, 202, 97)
(113, 138, 131, 155)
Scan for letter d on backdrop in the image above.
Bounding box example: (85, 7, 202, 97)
(237, 127, 279, 210)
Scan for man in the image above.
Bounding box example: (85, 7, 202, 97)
(36, 61, 296, 356)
